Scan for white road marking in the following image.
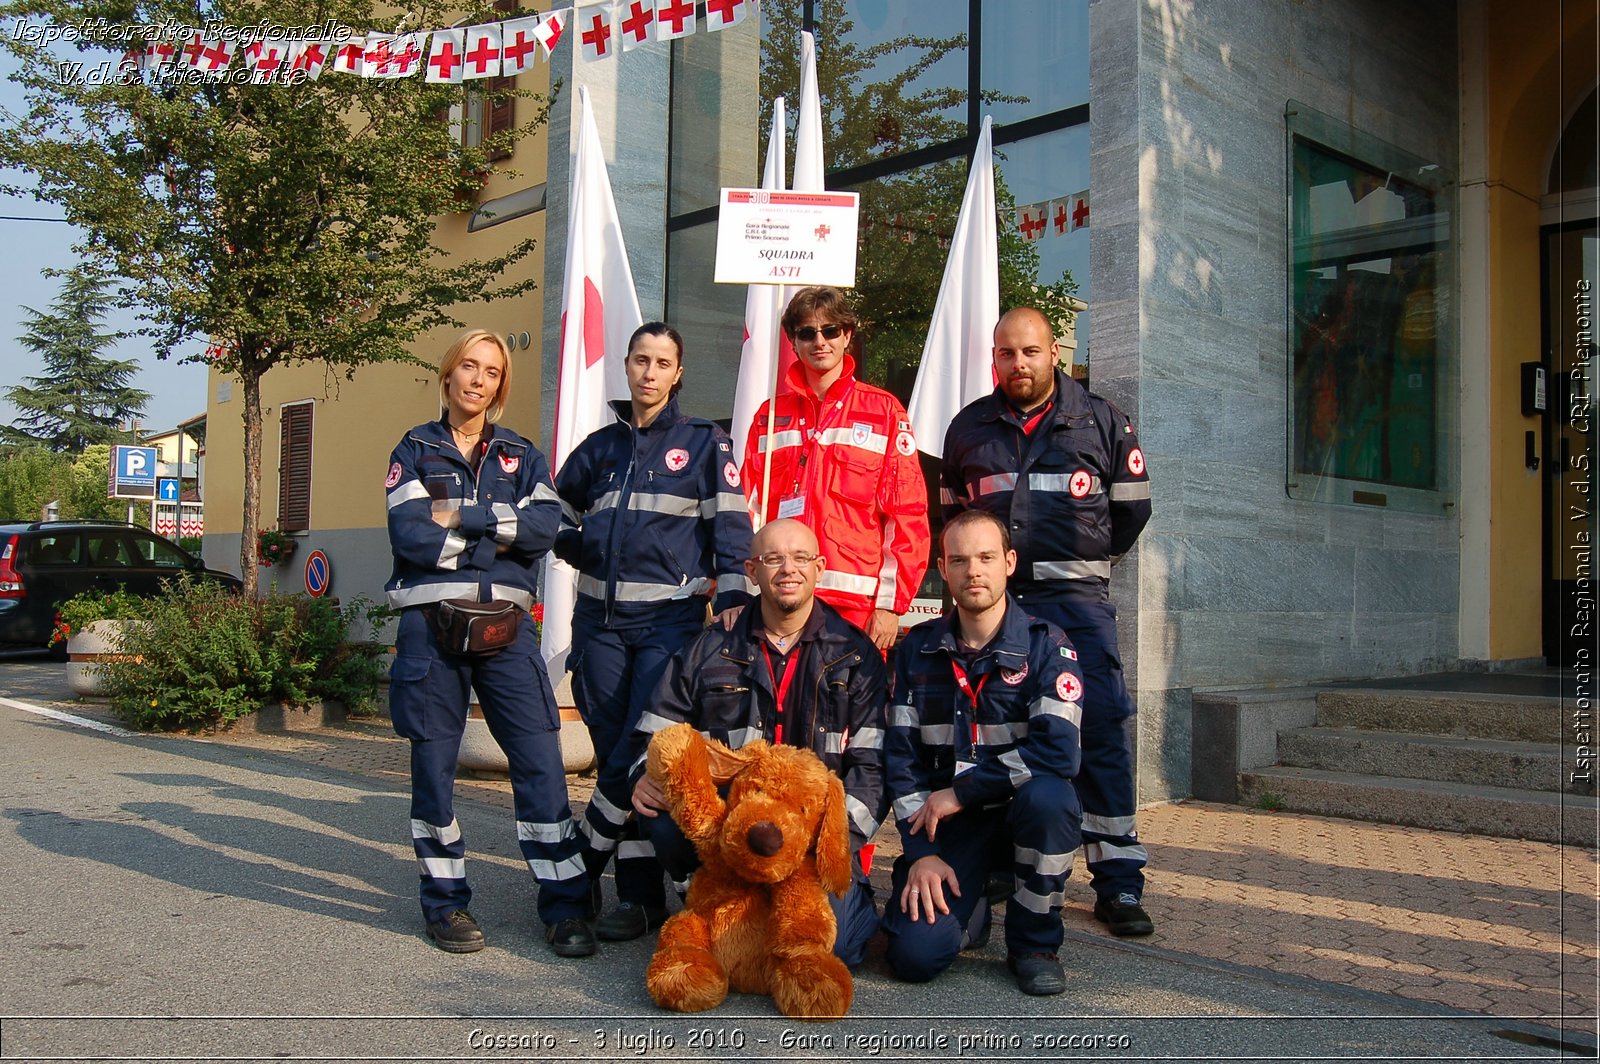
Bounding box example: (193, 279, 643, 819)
(0, 696, 137, 736)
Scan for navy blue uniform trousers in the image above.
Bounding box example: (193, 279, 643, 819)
(571, 619, 702, 910)
(1019, 598, 1147, 901)
(389, 607, 589, 925)
(882, 775, 1082, 978)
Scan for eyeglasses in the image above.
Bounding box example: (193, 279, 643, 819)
(792, 324, 846, 343)
(751, 551, 820, 569)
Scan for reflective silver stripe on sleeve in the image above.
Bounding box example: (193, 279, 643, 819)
(387, 480, 429, 509)
(849, 726, 884, 750)
(1031, 472, 1101, 495)
(970, 472, 1018, 498)
(529, 482, 561, 504)
(817, 569, 878, 596)
(820, 730, 847, 755)
(707, 492, 751, 516)
(628, 491, 702, 518)
(758, 430, 804, 453)
(1014, 845, 1076, 876)
(725, 726, 763, 749)
(716, 572, 753, 596)
(845, 793, 879, 837)
(517, 818, 579, 844)
(875, 515, 899, 610)
(1012, 884, 1066, 914)
(1033, 559, 1113, 581)
(528, 854, 587, 881)
(1084, 840, 1150, 865)
(977, 721, 1028, 745)
(890, 704, 917, 728)
(559, 498, 581, 525)
(387, 580, 479, 608)
(411, 818, 461, 844)
(419, 857, 465, 879)
(437, 531, 469, 570)
(636, 711, 678, 735)
(491, 502, 518, 544)
(585, 489, 622, 517)
(1032, 696, 1083, 727)
(893, 791, 929, 820)
(815, 426, 889, 454)
(998, 748, 1032, 787)
(574, 574, 713, 602)
(1110, 480, 1152, 501)
(919, 723, 955, 745)
(1082, 812, 1139, 836)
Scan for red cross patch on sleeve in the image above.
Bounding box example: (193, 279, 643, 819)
(385, 462, 403, 489)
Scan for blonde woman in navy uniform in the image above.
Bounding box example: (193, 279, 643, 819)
(384, 328, 594, 958)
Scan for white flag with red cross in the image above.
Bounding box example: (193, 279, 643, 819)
(531, 9, 566, 58)
(186, 35, 236, 75)
(907, 114, 999, 459)
(1017, 203, 1047, 242)
(287, 39, 329, 79)
(730, 95, 786, 465)
(244, 39, 289, 83)
(176, 30, 206, 70)
(1070, 191, 1090, 231)
(1049, 197, 1071, 236)
(145, 36, 179, 73)
(705, 0, 752, 30)
(541, 85, 643, 676)
(425, 28, 465, 83)
(578, 6, 615, 61)
(618, 0, 655, 50)
(498, 16, 544, 74)
(361, 32, 399, 77)
(655, 0, 697, 40)
(391, 33, 428, 77)
(330, 33, 366, 75)
(462, 24, 501, 79)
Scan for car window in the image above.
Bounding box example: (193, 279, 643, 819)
(85, 532, 133, 567)
(28, 533, 81, 566)
(132, 533, 192, 568)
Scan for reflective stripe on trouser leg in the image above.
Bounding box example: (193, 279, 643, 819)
(472, 617, 590, 924)
(881, 806, 999, 983)
(613, 829, 665, 909)
(1004, 774, 1081, 956)
(410, 736, 471, 920)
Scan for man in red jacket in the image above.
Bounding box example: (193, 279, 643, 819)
(741, 286, 930, 648)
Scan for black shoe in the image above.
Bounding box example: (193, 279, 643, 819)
(1007, 953, 1066, 996)
(545, 917, 597, 957)
(594, 902, 669, 942)
(425, 909, 485, 953)
(1093, 892, 1154, 936)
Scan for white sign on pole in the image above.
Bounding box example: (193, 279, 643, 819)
(714, 189, 860, 287)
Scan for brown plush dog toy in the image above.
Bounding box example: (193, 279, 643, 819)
(643, 722, 854, 1021)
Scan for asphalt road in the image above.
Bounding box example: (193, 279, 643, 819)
(0, 663, 1566, 1063)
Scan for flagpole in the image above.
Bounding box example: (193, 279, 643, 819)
(756, 344, 779, 532)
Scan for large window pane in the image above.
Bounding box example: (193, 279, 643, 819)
(664, 222, 746, 425)
(669, 15, 761, 217)
(981, 0, 1089, 123)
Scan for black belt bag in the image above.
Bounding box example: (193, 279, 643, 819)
(430, 598, 521, 657)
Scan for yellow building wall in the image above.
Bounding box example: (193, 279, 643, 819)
(203, 62, 552, 538)
(1481, 0, 1597, 658)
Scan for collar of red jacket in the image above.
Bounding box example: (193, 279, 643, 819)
(783, 353, 859, 406)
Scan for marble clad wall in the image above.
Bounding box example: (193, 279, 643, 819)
(1088, 0, 1462, 802)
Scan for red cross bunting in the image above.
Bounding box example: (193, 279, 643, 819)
(334, 39, 364, 71)
(394, 37, 422, 74)
(658, 0, 696, 34)
(502, 29, 537, 67)
(536, 13, 565, 54)
(621, 1, 653, 43)
(464, 34, 498, 74)
(582, 12, 611, 55)
(705, 0, 744, 24)
(199, 38, 231, 69)
(251, 42, 284, 77)
(149, 39, 176, 67)
(294, 42, 326, 71)
(1054, 202, 1070, 234)
(365, 38, 395, 74)
(181, 32, 206, 67)
(1072, 197, 1090, 228)
(429, 39, 461, 79)
(1019, 210, 1045, 241)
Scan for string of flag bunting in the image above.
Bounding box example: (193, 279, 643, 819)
(112, 0, 756, 84)
(1016, 193, 1090, 241)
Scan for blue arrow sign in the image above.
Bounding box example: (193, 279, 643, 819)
(157, 478, 180, 503)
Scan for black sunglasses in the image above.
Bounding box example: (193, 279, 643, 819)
(793, 324, 846, 343)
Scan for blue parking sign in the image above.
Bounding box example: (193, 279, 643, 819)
(111, 445, 159, 498)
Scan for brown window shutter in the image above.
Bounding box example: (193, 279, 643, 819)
(486, 73, 515, 161)
(278, 403, 313, 533)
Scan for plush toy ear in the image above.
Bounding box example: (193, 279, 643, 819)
(704, 738, 759, 784)
(812, 774, 853, 897)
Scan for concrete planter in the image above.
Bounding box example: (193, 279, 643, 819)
(65, 620, 137, 698)
(458, 673, 594, 775)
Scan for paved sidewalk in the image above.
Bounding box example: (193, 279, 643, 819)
(7, 663, 1597, 1050)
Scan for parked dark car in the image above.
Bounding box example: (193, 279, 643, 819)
(0, 521, 244, 653)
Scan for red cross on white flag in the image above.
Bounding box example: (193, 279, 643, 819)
(426, 28, 465, 83)
(462, 24, 501, 79)
(655, 0, 697, 40)
(1049, 197, 1070, 235)
(244, 40, 287, 83)
(1070, 192, 1090, 231)
(498, 16, 543, 75)
(331, 34, 366, 74)
(531, 10, 566, 58)
(147, 37, 177, 73)
(362, 32, 398, 77)
(178, 31, 207, 70)
(191, 36, 234, 73)
(1017, 203, 1047, 242)
(392, 33, 428, 77)
(619, 0, 655, 50)
(287, 40, 328, 79)
(705, 0, 750, 30)
(579, 7, 613, 61)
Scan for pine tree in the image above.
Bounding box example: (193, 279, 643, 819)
(5, 268, 149, 452)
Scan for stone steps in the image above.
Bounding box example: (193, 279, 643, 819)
(1315, 689, 1566, 743)
(1237, 765, 1596, 848)
(1277, 726, 1575, 794)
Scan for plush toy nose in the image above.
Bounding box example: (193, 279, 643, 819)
(746, 821, 783, 857)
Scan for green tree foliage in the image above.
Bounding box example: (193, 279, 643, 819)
(0, 0, 547, 593)
(760, 0, 1076, 393)
(5, 267, 150, 451)
(68, 443, 131, 521)
(0, 447, 71, 521)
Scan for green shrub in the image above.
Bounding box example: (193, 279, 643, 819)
(100, 575, 389, 731)
(51, 586, 145, 646)
(176, 536, 203, 555)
